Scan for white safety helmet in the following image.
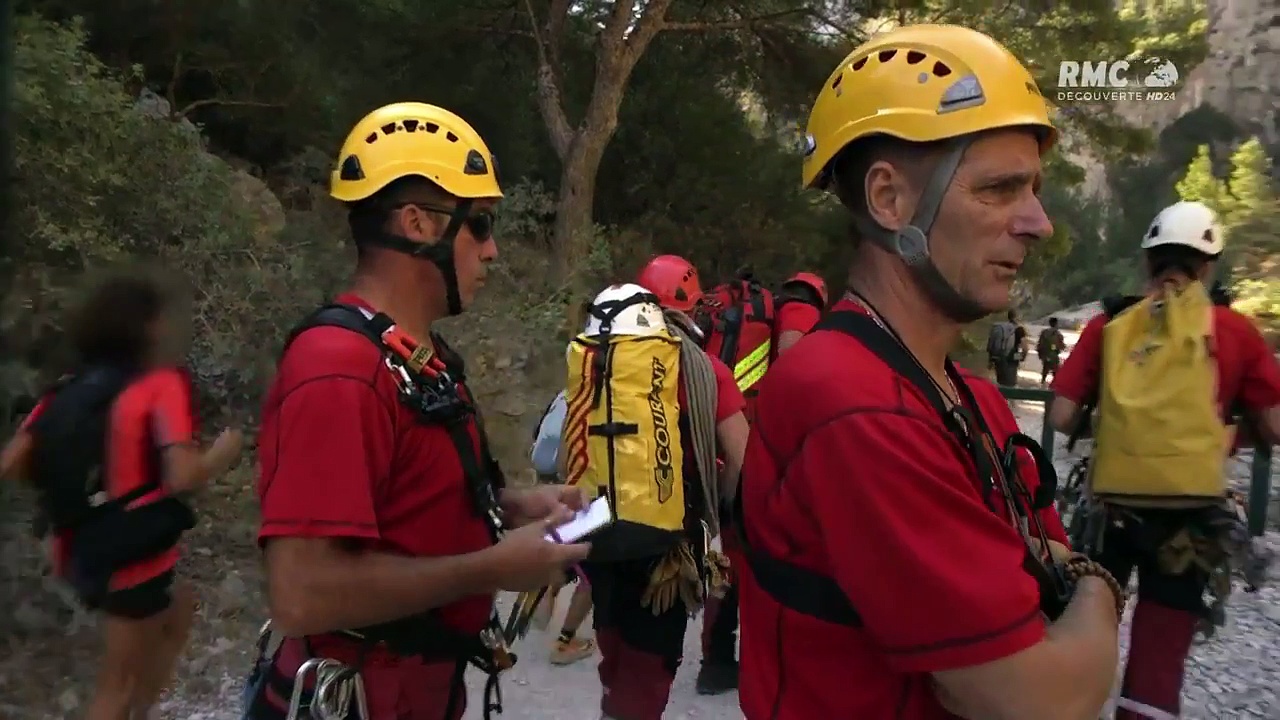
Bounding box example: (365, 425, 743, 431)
(583, 283, 667, 337)
(1141, 201, 1225, 256)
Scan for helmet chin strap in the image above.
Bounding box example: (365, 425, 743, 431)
(358, 199, 473, 317)
(854, 138, 990, 324)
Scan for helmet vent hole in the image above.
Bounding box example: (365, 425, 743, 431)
(380, 122, 397, 135)
(425, 122, 440, 133)
(339, 155, 365, 181)
(852, 57, 868, 71)
(1024, 81, 1042, 97)
(403, 119, 420, 132)
(464, 149, 489, 175)
(831, 73, 843, 90)
(364, 133, 378, 144)
(877, 49, 897, 63)
(446, 131, 460, 143)
(906, 50, 926, 64)
(932, 62, 952, 77)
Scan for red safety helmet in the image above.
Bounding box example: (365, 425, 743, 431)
(784, 271, 829, 306)
(636, 255, 703, 312)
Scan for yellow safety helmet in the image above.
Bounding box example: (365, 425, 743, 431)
(802, 24, 1056, 190)
(330, 102, 503, 202)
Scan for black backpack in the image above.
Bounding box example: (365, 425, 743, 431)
(28, 367, 141, 531)
(27, 366, 196, 606)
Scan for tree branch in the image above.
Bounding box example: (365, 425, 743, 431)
(545, 0, 572, 46)
(660, 8, 809, 32)
(522, 0, 573, 160)
(166, 51, 184, 117)
(177, 98, 282, 118)
(622, 0, 676, 63)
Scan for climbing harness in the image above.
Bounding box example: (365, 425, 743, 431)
(285, 658, 369, 720)
(735, 301, 1126, 626)
(245, 305, 515, 720)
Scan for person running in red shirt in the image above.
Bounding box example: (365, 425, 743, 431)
(244, 103, 589, 720)
(1, 268, 243, 720)
(1049, 200, 1280, 720)
(734, 24, 1124, 720)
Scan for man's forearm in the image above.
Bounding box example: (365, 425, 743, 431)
(1038, 577, 1121, 717)
(268, 542, 501, 636)
(934, 577, 1119, 720)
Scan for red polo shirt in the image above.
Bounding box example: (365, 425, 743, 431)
(257, 293, 495, 718)
(1053, 305, 1280, 422)
(776, 299, 821, 338)
(693, 354, 746, 423)
(21, 368, 194, 589)
(737, 299, 1067, 720)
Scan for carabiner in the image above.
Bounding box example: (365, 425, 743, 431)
(285, 658, 338, 720)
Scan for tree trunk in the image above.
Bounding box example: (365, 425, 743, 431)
(553, 136, 610, 333)
(0, 0, 16, 430)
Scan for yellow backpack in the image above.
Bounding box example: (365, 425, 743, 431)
(1090, 280, 1229, 506)
(560, 324, 688, 558)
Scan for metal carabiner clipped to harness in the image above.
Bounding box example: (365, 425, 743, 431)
(285, 657, 370, 720)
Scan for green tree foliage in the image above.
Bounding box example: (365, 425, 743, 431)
(1166, 138, 1277, 328)
(0, 0, 1229, 412)
(6, 13, 348, 404)
(1175, 144, 1227, 210)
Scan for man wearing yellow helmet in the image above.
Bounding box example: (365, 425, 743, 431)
(734, 26, 1123, 719)
(244, 103, 590, 720)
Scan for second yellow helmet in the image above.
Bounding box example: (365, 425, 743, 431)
(802, 24, 1056, 190)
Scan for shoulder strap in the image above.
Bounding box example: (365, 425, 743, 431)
(732, 486, 862, 626)
(1065, 298, 1137, 451)
(281, 303, 394, 358)
(814, 312, 952, 419)
(429, 331, 467, 380)
(746, 281, 769, 322)
(814, 311, 999, 504)
(283, 303, 505, 533)
(733, 311, 951, 630)
(1101, 294, 1142, 320)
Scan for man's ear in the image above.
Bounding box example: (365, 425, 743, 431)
(398, 204, 440, 243)
(864, 160, 912, 232)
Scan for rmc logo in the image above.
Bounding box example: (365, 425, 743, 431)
(1057, 58, 1179, 89)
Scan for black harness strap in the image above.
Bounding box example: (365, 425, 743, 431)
(735, 311, 1063, 626)
(278, 303, 509, 719)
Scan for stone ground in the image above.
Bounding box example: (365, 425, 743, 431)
(2, 386, 1278, 719)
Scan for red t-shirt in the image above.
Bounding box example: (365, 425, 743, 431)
(257, 294, 497, 714)
(1053, 305, 1280, 422)
(776, 299, 821, 338)
(738, 299, 1067, 720)
(699, 355, 747, 423)
(25, 368, 195, 588)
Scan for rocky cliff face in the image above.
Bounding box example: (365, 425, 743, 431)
(1069, 0, 1279, 199)
(1121, 0, 1280, 145)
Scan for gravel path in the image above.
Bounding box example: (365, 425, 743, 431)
(151, 405, 1280, 719)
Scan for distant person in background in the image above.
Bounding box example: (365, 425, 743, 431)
(986, 309, 1027, 385)
(1036, 317, 1066, 386)
(527, 389, 597, 666)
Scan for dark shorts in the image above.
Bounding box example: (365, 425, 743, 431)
(99, 569, 175, 620)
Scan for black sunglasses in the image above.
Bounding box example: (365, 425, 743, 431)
(404, 203, 495, 240)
